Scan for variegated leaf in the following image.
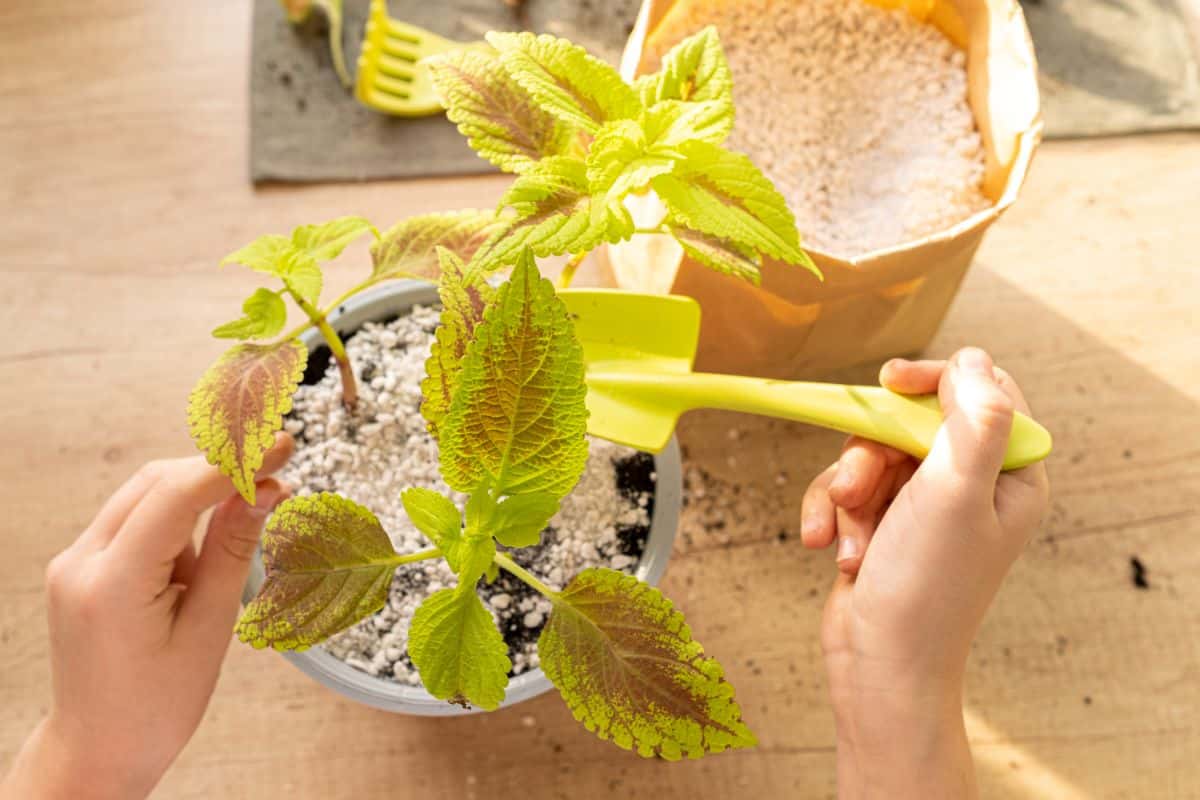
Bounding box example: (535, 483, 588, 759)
(420, 248, 494, 439)
(427, 48, 571, 174)
(486, 31, 640, 134)
(439, 248, 589, 498)
(470, 157, 633, 275)
(539, 569, 757, 759)
(236, 493, 399, 649)
(370, 210, 504, 283)
(187, 339, 307, 504)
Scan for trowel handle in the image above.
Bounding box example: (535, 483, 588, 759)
(676, 375, 1052, 470)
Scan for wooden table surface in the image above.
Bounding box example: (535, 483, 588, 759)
(2, 2, 1198, 798)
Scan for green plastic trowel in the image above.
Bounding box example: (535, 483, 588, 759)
(560, 290, 1052, 471)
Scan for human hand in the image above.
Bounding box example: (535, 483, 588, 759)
(801, 349, 1049, 799)
(1, 435, 294, 800)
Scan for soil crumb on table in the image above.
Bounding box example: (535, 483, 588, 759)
(647, 0, 992, 256)
(281, 307, 654, 683)
(1130, 555, 1150, 590)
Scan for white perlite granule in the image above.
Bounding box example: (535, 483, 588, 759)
(649, 0, 992, 256)
(280, 307, 653, 683)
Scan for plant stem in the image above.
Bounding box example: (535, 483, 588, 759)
(391, 547, 442, 567)
(321, 279, 377, 318)
(494, 552, 559, 600)
(557, 252, 587, 288)
(291, 292, 358, 410)
(278, 278, 377, 343)
(633, 226, 667, 235)
(279, 317, 315, 342)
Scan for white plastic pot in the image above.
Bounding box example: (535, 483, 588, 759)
(242, 281, 683, 715)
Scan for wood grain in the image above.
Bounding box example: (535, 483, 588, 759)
(2, 2, 1198, 798)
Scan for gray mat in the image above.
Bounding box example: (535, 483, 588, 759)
(250, 0, 642, 183)
(1022, 0, 1200, 137)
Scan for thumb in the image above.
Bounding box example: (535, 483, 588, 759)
(924, 348, 1015, 497)
(177, 479, 288, 652)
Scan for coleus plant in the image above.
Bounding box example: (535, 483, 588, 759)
(430, 26, 819, 285)
(188, 27, 819, 759)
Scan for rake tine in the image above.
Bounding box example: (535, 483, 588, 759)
(355, 0, 480, 116)
(382, 19, 422, 44)
(376, 53, 416, 78)
(373, 73, 412, 97)
(379, 39, 420, 63)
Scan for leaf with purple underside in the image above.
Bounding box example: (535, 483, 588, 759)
(653, 141, 819, 278)
(486, 31, 640, 135)
(370, 210, 505, 283)
(427, 48, 572, 174)
(666, 224, 763, 285)
(469, 157, 633, 275)
(237, 493, 400, 650)
(439, 247, 589, 499)
(420, 248, 495, 440)
(539, 568, 756, 760)
(187, 339, 307, 504)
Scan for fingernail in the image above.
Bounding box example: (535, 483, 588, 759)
(836, 536, 858, 563)
(959, 347, 993, 377)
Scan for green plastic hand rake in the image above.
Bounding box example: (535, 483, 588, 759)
(354, 0, 484, 116)
(559, 290, 1052, 470)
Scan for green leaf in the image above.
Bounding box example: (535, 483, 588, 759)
(491, 494, 559, 547)
(454, 532, 497, 593)
(471, 492, 560, 548)
(420, 248, 495, 439)
(427, 48, 572, 174)
(400, 487, 462, 549)
(290, 215, 376, 261)
(211, 288, 288, 341)
(236, 493, 399, 650)
(539, 568, 756, 759)
(635, 26, 733, 107)
(221, 232, 324, 304)
(667, 224, 762, 285)
(220, 234, 293, 274)
(486, 31, 640, 134)
(188, 339, 307, 504)
(401, 487, 493, 587)
(642, 99, 733, 150)
(370, 210, 505, 283)
(586, 119, 676, 200)
(652, 141, 817, 275)
(439, 248, 589, 498)
(471, 157, 633, 274)
(408, 587, 512, 710)
(278, 248, 324, 305)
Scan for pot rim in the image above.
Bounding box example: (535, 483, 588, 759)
(242, 280, 683, 716)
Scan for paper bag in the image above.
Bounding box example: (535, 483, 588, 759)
(608, 0, 1042, 378)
